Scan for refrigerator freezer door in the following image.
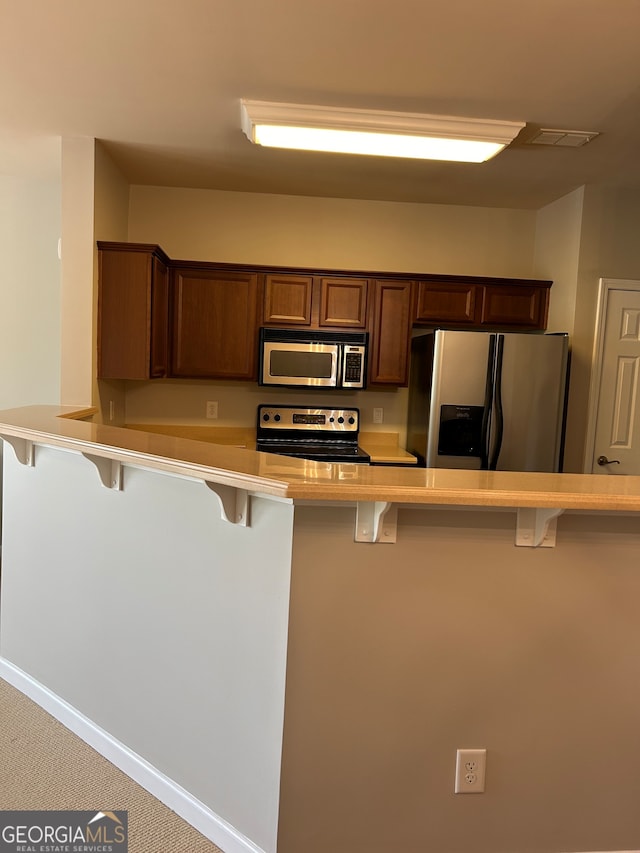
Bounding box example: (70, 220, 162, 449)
(495, 333, 568, 472)
(427, 330, 493, 468)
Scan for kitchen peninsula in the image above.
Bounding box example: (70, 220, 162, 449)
(1, 407, 640, 853)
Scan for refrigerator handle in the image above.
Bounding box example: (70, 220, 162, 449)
(489, 334, 505, 470)
(479, 335, 496, 470)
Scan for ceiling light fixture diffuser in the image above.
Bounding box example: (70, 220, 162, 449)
(240, 100, 525, 163)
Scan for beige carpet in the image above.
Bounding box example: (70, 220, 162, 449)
(0, 676, 225, 853)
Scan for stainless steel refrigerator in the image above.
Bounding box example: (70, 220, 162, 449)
(406, 330, 569, 471)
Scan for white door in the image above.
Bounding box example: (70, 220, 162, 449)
(588, 282, 640, 474)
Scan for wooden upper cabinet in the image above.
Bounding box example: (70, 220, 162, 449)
(415, 280, 479, 325)
(171, 268, 259, 379)
(263, 274, 313, 325)
(97, 242, 169, 380)
(415, 278, 551, 331)
(319, 277, 368, 328)
(480, 283, 549, 329)
(262, 273, 368, 329)
(368, 279, 414, 386)
(97, 242, 554, 390)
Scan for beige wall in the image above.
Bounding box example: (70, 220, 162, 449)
(94, 142, 130, 241)
(124, 378, 410, 442)
(0, 144, 62, 541)
(128, 185, 537, 276)
(280, 504, 640, 853)
(0, 172, 61, 409)
(60, 137, 96, 407)
(60, 138, 131, 413)
(93, 141, 131, 423)
(533, 186, 584, 336)
(563, 183, 640, 471)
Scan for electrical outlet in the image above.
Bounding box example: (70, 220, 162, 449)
(206, 401, 219, 419)
(373, 407, 384, 424)
(454, 748, 486, 793)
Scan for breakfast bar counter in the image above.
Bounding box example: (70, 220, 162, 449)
(1, 405, 639, 510)
(1, 406, 640, 853)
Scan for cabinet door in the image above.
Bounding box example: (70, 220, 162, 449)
(319, 278, 368, 328)
(481, 284, 548, 329)
(415, 280, 479, 325)
(98, 245, 168, 380)
(263, 274, 313, 325)
(369, 280, 414, 386)
(171, 269, 259, 379)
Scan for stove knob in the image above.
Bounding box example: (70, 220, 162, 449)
(348, 416, 355, 425)
(274, 414, 281, 422)
(262, 413, 270, 422)
(338, 416, 344, 424)
(329, 417, 335, 422)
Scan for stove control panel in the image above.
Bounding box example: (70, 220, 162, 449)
(257, 405, 359, 433)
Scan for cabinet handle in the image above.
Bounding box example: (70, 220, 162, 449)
(597, 455, 621, 466)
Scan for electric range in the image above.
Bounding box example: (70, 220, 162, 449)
(256, 405, 370, 464)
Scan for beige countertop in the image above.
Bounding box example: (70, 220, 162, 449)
(126, 424, 418, 464)
(1, 405, 640, 511)
(126, 422, 256, 448)
(358, 431, 417, 464)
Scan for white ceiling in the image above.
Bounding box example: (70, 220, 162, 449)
(2, 0, 640, 209)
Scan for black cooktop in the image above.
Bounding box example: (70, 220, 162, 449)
(256, 405, 370, 464)
(256, 440, 371, 463)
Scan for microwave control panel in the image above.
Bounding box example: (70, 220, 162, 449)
(257, 406, 360, 433)
(341, 346, 365, 388)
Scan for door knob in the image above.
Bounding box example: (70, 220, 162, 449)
(597, 455, 621, 466)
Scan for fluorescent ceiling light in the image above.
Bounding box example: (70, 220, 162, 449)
(241, 100, 525, 164)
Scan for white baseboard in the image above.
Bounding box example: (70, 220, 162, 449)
(0, 658, 266, 853)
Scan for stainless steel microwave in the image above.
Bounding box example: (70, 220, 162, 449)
(259, 328, 368, 389)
